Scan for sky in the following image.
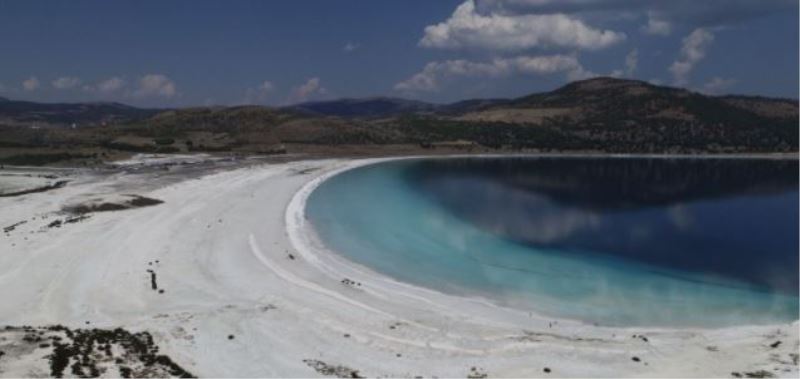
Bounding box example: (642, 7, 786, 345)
(0, 0, 797, 107)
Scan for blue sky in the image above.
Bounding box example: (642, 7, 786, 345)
(0, 0, 796, 107)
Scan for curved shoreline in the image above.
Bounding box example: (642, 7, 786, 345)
(288, 155, 798, 331)
(281, 157, 800, 372)
(286, 157, 594, 327)
(1, 155, 797, 377)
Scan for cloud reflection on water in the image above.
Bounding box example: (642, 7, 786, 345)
(407, 157, 799, 295)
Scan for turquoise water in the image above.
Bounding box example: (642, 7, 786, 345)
(306, 158, 799, 327)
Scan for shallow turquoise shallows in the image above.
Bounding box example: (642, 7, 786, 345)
(306, 158, 799, 327)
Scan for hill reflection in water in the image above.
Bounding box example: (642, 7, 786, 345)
(408, 157, 799, 295)
(307, 157, 799, 326)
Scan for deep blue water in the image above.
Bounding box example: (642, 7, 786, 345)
(306, 157, 799, 327)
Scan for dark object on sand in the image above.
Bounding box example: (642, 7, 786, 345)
(302, 359, 363, 378)
(742, 370, 777, 378)
(2, 324, 194, 378)
(146, 270, 157, 290)
(65, 195, 164, 214)
(0, 180, 68, 198)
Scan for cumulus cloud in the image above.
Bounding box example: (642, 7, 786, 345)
(82, 77, 126, 94)
(702, 76, 736, 94)
(244, 80, 276, 104)
(609, 69, 624, 78)
(343, 42, 360, 52)
(133, 74, 177, 98)
(287, 77, 326, 103)
(395, 55, 594, 92)
(95, 77, 126, 93)
(642, 12, 671, 35)
(669, 28, 714, 86)
(22, 76, 40, 91)
(625, 49, 638, 76)
(473, 0, 795, 44)
(51, 76, 82, 90)
(419, 0, 625, 51)
(258, 80, 274, 93)
(473, 0, 795, 29)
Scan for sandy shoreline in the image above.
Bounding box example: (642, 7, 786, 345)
(0, 154, 797, 377)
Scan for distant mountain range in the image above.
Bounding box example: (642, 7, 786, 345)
(0, 77, 795, 124)
(0, 77, 796, 156)
(289, 97, 438, 117)
(0, 98, 158, 126)
(291, 78, 797, 122)
(288, 96, 511, 117)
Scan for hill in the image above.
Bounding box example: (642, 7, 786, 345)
(289, 97, 438, 118)
(0, 98, 158, 127)
(288, 97, 512, 117)
(459, 77, 796, 124)
(432, 77, 798, 153)
(0, 77, 796, 162)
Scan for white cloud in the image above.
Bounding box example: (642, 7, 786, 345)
(258, 80, 274, 93)
(702, 76, 736, 94)
(343, 42, 360, 52)
(95, 77, 126, 93)
(52, 76, 82, 90)
(395, 55, 594, 92)
(642, 12, 671, 35)
(82, 77, 126, 94)
(420, 0, 625, 51)
(133, 74, 177, 98)
(625, 48, 638, 76)
(473, 0, 792, 30)
(513, 55, 594, 79)
(287, 77, 326, 103)
(22, 76, 40, 91)
(244, 80, 276, 104)
(669, 28, 714, 86)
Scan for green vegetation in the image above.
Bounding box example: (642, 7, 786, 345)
(153, 137, 175, 145)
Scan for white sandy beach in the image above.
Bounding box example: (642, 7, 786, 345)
(0, 154, 797, 378)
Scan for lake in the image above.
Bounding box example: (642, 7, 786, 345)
(306, 157, 799, 327)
